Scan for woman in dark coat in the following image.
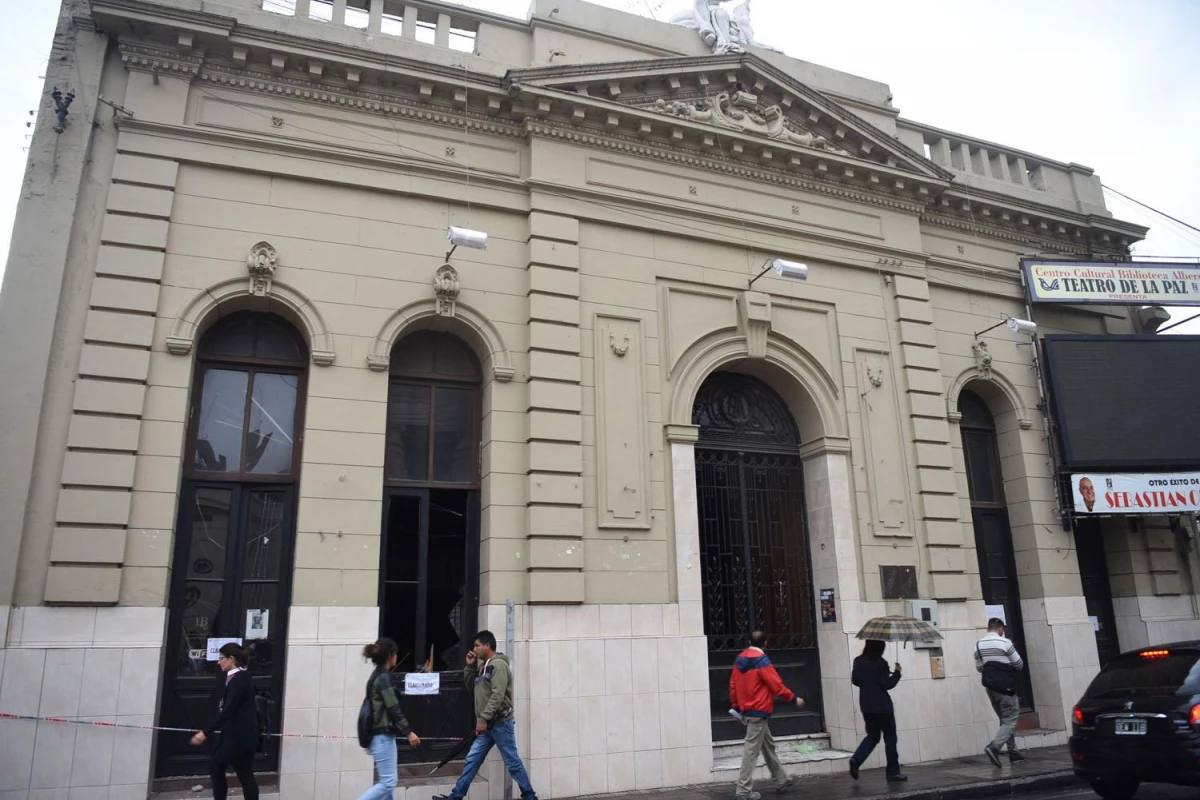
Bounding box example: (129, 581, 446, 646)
(848, 639, 905, 782)
(190, 642, 259, 800)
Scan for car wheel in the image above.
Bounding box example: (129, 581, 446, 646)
(1089, 779, 1139, 800)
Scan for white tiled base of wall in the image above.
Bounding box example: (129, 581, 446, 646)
(0, 606, 167, 797)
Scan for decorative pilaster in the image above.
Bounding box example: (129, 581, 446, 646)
(46, 153, 178, 604)
(890, 275, 967, 599)
(526, 212, 585, 603)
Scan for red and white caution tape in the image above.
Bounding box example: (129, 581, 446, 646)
(0, 712, 463, 742)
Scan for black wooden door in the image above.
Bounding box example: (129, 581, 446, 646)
(1074, 518, 1119, 666)
(381, 487, 479, 765)
(971, 506, 1035, 710)
(697, 448, 823, 741)
(157, 482, 296, 777)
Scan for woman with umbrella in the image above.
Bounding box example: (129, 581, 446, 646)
(847, 615, 941, 783)
(848, 639, 904, 782)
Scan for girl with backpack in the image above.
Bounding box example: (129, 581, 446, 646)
(190, 642, 260, 800)
(357, 638, 421, 800)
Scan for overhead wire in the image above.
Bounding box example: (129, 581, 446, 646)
(1102, 183, 1200, 237)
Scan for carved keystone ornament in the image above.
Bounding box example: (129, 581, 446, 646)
(433, 263, 460, 317)
(247, 241, 278, 297)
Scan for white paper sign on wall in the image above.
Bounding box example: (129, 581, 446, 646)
(404, 673, 440, 696)
(984, 604, 1006, 625)
(207, 637, 243, 661)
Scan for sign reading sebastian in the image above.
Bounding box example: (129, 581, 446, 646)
(1023, 259, 1200, 306)
(1071, 472, 1200, 515)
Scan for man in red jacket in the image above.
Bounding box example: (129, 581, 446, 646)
(729, 631, 804, 799)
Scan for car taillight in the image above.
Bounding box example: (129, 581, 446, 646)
(1141, 649, 1170, 659)
(1073, 705, 1084, 725)
(1190, 704, 1200, 726)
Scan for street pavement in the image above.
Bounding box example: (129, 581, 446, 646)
(170, 745, 1100, 799)
(564, 745, 1078, 800)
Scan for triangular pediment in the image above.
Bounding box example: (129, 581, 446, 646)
(506, 54, 951, 183)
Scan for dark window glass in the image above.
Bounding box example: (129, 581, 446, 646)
(199, 313, 306, 362)
(434, 337, 479, 379)
(433, 387, 475, 482)
(242, 491, 287, 581)
(385, 495, 422, 583)
(255, 317, 305, 361)
(246, 373, 299, 474)
(178, 487, 233, 677)
(201, 317, 255, 358)
(1086, 653, 1200, 698)
(391, 334, 436, 376)
(194, 369, 249, 473)
(963, 432, 998, 503)
(387, 384, 431, 481)
(958, 391, 994, 430)
(186, 488, 232, 581)
(390, 330, 480, 381)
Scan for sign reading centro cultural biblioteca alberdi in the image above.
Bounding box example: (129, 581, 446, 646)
(1023, 259, 1200, 306)
(1070, 472, 1200, 515)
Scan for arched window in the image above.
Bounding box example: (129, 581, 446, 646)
(386, 330, 481, 485)
(958, 390, 1003, 506)
(160, 312, 308, 779)
(958, 388, 1034, 709)
(189, 312, 308, 477)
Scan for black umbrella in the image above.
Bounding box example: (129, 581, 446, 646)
(428, 732, 477, 775)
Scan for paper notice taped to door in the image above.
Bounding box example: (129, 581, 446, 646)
(404, 673, 440, 695)
(246, 609, 269, 640)
(207, 637, 242, 661)
(984, 604, 1006, 625)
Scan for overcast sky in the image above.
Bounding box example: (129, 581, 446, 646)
(2, 0, 1198, 329)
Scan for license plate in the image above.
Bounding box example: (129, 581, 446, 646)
(1114, 719, 1147, 735)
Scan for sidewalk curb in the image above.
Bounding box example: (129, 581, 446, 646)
(875, 770, 1081, 800)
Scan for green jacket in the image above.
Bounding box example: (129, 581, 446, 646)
(367, 668, 412, 737)
(465, 653, 514, 727)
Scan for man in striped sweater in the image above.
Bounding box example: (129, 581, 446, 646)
(975, 618, 1026, 767)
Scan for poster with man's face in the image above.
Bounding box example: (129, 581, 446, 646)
(1070, 472, 1200, 515)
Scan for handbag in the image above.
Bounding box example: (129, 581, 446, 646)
(977, 642, 1019, 695)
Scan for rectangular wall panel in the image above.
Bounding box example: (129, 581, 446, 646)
(855, 348, 913, 538)
(594, 314, 650, 529)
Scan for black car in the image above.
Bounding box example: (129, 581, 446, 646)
(1070, 641, 1200, 799)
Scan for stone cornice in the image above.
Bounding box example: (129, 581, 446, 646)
(508, 53, 954, 183)
(523, 120, 932, 215)
(196, 61, 523, 141)
(98, 10, 1143, 250)
(119, 41, 204, 79)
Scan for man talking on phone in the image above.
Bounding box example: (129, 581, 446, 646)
(434, 630, 537, 800)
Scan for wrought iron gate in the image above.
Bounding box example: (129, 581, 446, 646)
(693, 373, 823, 741)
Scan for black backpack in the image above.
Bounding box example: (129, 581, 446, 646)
(357, 672, 380, 748)
(253, 689, 273, 752)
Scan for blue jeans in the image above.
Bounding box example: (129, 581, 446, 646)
(449, 718, 536, 800)
(357, 734, 398, 800)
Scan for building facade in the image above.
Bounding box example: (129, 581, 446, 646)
(0, 0, 1195, 797)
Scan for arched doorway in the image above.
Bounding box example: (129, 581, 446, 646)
(693, 372, 823, 741)
(158, 312, 309, 778)
(958, 389, 1034, 710)
(379, 330, 482, 764)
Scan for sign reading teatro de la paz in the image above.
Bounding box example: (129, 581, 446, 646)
(1071, 472, 1200, 515)
(1023, 259, 1200, 306)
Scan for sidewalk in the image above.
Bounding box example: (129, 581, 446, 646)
(565, 746, 1079, 800)
(158, 747, 1078, 800)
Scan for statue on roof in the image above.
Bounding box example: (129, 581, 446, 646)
(670, 0, 781, 55)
